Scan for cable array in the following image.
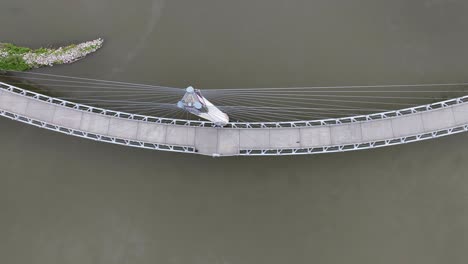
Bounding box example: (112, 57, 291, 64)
(2, 70, 466, 122)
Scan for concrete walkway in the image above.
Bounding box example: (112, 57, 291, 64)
(0, 81, 467, 156)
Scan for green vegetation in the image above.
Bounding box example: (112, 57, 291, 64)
(0, 54, 30, 71)
(0, 43, 31, 71)
(33, 48, 50, 54)
(0, 38, 103, 71)
(1, 43, 32, 54)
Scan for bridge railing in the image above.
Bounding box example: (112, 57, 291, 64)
(1, 81, 467, 128)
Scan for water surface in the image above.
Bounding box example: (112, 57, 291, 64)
(1, 1, 468, 263)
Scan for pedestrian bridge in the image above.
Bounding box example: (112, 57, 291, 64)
(0, 81, 467, 157)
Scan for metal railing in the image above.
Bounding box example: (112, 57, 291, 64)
(0, 82, 197, 154)
(1, 81, 467, 129)
(239, 125, 468, 156)
(1, 81, 468, 156)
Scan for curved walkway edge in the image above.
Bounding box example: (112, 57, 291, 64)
(0, 81, 467, 157)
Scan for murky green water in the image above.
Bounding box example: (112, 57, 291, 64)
(1, 0, 468, 263)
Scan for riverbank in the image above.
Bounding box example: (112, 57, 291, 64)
(0, 38, 103, 71)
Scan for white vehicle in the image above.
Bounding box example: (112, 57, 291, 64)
(177, 86, 229, 126)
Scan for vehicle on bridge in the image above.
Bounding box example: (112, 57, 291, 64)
(177, 86, 229, 126)
(0, 80, 467, 157)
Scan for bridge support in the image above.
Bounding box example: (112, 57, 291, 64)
(177, 86, 229, 126)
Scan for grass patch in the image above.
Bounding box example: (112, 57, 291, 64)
(0, 43, 33, 71)
(33, 48, 51, 54)
(0, 38, 103, 71)
(0, 54, 31, 71)
(1, 43, 31, 55)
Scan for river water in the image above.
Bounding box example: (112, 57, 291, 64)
(1, 0, 468, 263)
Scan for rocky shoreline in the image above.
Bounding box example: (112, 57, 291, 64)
(0, 38, 103, 71)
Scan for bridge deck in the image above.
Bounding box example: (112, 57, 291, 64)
(0, 82, 467, 156)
